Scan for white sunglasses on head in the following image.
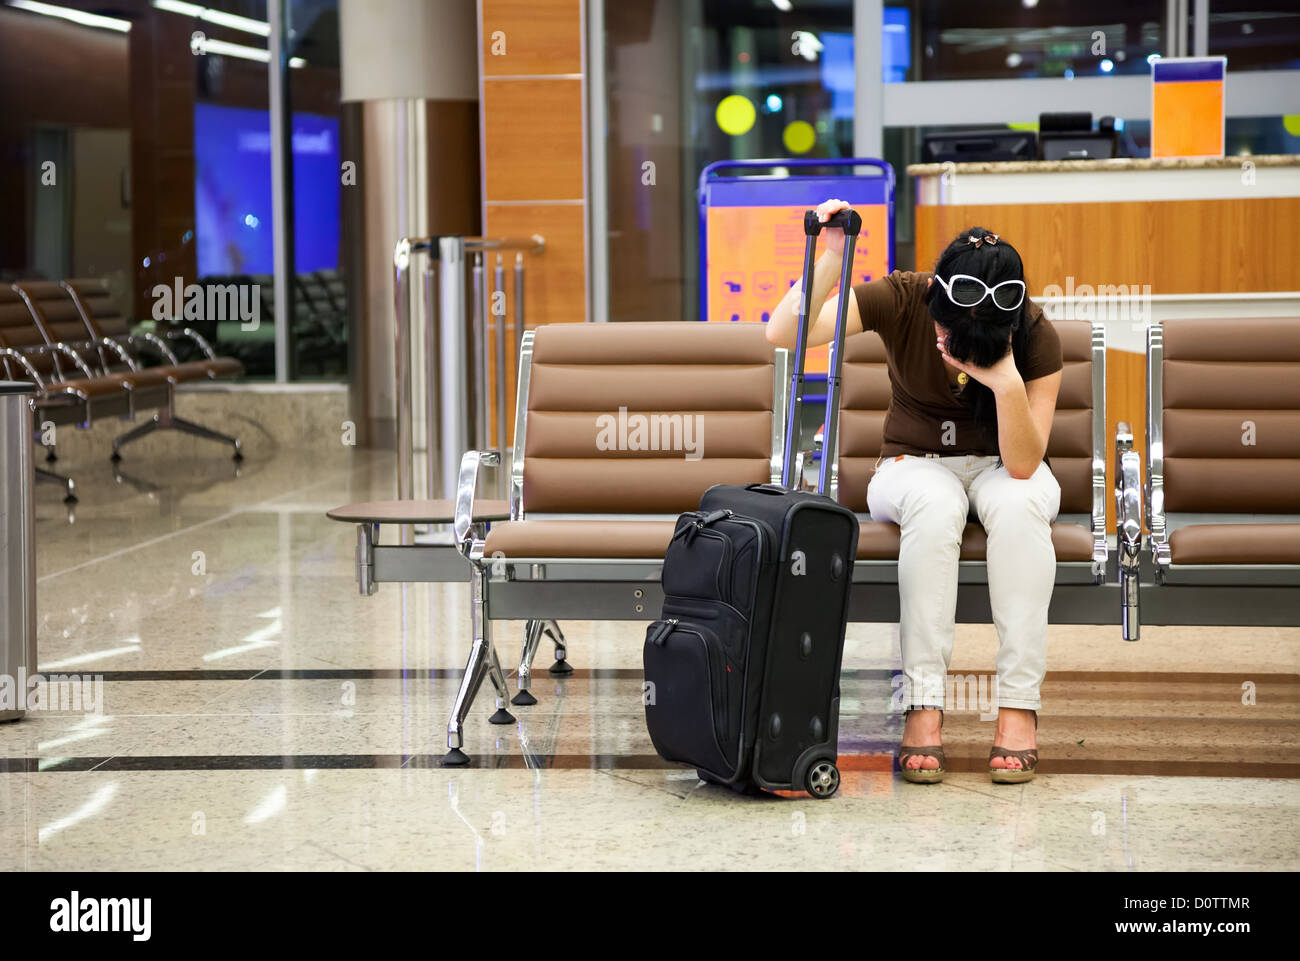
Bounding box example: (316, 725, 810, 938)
(933, 273, 1026, 311)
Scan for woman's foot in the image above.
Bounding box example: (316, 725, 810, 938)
(897, 708, 945, 783)
(989, 707, 1039, 783)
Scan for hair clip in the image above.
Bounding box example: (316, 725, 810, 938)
(967, 233, 999, 248)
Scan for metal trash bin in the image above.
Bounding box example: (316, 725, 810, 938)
(0, 381, 36, 723)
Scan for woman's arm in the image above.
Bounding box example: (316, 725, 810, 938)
(937, 342, 1061, 479)
(765, 198, 863, 349)
(991, 372, 1061, 478)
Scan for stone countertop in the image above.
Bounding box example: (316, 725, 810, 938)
(907, 154, 1299, 176)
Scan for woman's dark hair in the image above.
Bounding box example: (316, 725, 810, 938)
(924, 226, 1031, 436)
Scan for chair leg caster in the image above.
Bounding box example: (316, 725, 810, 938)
(110, 450, 122, 462)
(63, 492, 77, 505)
(548, 659, 573, 676)
(510, 690, 537, 706)
(232, 448, 244, 462)
(442, 748, 471, 767)
(488, 707, 516, 725)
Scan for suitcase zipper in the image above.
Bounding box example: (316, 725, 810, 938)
(648, 618, 678, 646)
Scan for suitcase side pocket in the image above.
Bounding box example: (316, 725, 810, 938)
(643, 618, 737, 778)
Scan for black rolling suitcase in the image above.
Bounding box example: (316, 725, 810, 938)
(644, 208, 862, 798)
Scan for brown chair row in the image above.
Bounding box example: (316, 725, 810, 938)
(1113, 317, 1300, 634)
(0, 279, 245, 500)
(333, 317, 1298, 762)
(332, 320, 1110, 763)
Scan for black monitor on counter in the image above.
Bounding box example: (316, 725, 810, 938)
(921, 128, 1038, 164)
(1038, 112, 1120, 160)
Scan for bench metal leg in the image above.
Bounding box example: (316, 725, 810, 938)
(544, 620, 571, 675)
(443, 564, 515, 766)
(112, 404, 243, 462)
(172, 414, 243, 460)
(36, 466, 77, 504)
(511, 619, 547, 706)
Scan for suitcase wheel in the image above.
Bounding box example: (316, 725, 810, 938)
(805, 760, 840, 799)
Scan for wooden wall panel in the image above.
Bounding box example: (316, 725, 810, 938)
(481, 0, 582, 75)
(1104, 348, 1147, 532)
(482, 79, 584, 201)
(484, 203, 586, 441)
(480, 0, 588, 442)
(915, 198, 1300, 295)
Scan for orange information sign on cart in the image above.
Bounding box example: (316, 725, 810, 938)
(699, 159, 894, 378)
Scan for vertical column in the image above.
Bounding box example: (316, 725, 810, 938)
(853, 0, 884, 160)
(479, 0, 588, 442)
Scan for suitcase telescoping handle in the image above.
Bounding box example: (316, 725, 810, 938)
(780, 207, 862, 494)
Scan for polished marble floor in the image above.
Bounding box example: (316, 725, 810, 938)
(3, 444, 1298, 871)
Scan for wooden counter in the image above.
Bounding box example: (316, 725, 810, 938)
(909, 155, 1300, 527)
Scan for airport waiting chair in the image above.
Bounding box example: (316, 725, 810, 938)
(449, 321, 789, 763)
(825, 320, 1111, 620)
(8, 281, 171, 425)
(443, 318, 1131, 761)
(0, 283, 122, 501)
(1115, 318, 1300, 634)
(316, 269, 348, 313)
(57, 278, 244, 460)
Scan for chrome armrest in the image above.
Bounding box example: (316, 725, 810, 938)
(1089, 321, 1109, 578)
(99, 337, 139, 372)
(454, 450, 501, 557)
(1145, 323, 1170, 571)
(167, 326, 218, 360)
(0, 348, 46, 391)
(51, 343, 96, 381)
(131, 332, 180, 366)
(1115, 423, 1142, 640)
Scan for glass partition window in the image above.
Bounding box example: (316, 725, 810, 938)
(896, 0, 1165, 80)
(605, 0, 855, 323)
(1207, 1, 1300, 71)
(0, 0, 348, 382)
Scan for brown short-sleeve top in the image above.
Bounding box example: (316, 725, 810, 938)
(850, 270, 1062, 457)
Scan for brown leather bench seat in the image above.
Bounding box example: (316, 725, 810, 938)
(856, 520, 1096, 562)
(484, 520, 678, 559)
(61, 278, 245, 383)
(1168, 524, 1300, 565)
(481, 517, 1097, 563)
(1154, 318, 1300, 569)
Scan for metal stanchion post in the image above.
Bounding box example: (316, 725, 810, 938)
(470, 252, 488, 453)
(438, 236, 471, 505)
(493, 254, 507, 461)
(423, 260, 440, 501)
(1, 382, 36, 723)
(392, 238, 414, 505)
(514, 252, 525, 378)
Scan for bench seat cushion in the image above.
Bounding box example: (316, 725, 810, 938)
(1168, 524, 1300, 565)
(856, 521, 1095, 562)
(483, 518, 1095, 563)
(484, 520, 677, 559)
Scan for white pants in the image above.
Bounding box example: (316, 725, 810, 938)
(866, 453, 1061, 711)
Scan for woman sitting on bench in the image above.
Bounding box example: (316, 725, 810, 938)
(765, 198, 1063, 785)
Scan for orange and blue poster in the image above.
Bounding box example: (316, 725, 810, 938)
(1152, 57, 1226, 159)
(699, 159, 894, 377)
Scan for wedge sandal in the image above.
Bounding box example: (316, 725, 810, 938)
(897, 708, 945, 784)
(989, 709, 1039, 784)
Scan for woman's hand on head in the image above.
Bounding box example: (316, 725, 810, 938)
(815, 198, 852, 257)
(936, 336, 1024, 396)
